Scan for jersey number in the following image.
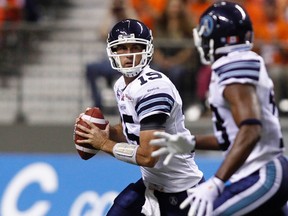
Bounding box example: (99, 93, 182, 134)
(121, 72, 162, 144)
(138, 72, 162, 86)
(210, 104, 230, 150)
(269, 90, 278, 116)
(122, 114, 139, 144)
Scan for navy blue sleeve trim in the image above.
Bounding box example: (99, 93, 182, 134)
(135, 93, 174, 117)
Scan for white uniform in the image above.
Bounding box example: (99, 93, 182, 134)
(208, 50, 288, 215)
(209, 50, 284, 182)
(113, 65, 203, 193)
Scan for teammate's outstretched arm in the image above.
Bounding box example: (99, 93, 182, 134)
(150, 132, 220, 165)
(150, 132, 196, 165)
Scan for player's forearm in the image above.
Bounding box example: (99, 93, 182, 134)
(215, 145, 252, 182)
(136, 130, 160, 167)
(215, 125, 261, 181)
(109, 123, 127, 142)
(195, 134, 221, 150)
(99, 139, 116, 156)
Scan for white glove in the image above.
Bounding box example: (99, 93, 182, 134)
(180, 176, 224, 216)
(150, 131, 196, 165)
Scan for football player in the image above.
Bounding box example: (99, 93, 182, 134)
(150, 1, 288, 216)
(74, 19, 204, 216)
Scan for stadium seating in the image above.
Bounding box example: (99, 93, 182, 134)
(0, 0, 114, 124)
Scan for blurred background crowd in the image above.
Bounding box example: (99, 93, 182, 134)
(0, 0, 287, 124)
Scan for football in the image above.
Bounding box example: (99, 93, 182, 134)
(74, 107, 108, 160)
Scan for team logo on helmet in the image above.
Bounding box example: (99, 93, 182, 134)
(200, 15, 214, 37)
(118, 33, 135, 39)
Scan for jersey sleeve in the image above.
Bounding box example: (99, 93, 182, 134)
(214, 59, 261, 91)
(134, 78, 175, 122)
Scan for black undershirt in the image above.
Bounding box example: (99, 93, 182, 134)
(140, 113, 168, 131)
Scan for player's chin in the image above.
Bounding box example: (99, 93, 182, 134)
(124, 63, 133, 67)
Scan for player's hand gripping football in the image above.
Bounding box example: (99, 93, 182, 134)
(149, 132, 196, 165)
(180, 177, 224, 216)
(75, 115, 110, 151)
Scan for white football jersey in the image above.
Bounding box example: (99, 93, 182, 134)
(209, 50, 284, 182)
(113, 66, 203, 192)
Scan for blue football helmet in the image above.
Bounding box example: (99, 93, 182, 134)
(106, 19, 154, 77)
(193, 1, 254, 65)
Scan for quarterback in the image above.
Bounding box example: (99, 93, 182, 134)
(75, 19, 203, 216)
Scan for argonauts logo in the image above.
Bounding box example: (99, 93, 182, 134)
(199, 15, 214, 37)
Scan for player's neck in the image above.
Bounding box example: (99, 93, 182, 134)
(124, 76, 137, 85)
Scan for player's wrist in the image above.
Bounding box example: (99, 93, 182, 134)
(182, 134, 196, 152)
(188, 135, 196, 152)
(211, 176, 225, 194)
(112, 142, 139, 164)
(99, 139, 109, 151)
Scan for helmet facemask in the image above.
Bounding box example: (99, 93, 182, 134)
(193, 26, 214, 65)
(106, 35, 154, 77)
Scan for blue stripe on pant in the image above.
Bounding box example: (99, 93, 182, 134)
(214, 155, 288, 216)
